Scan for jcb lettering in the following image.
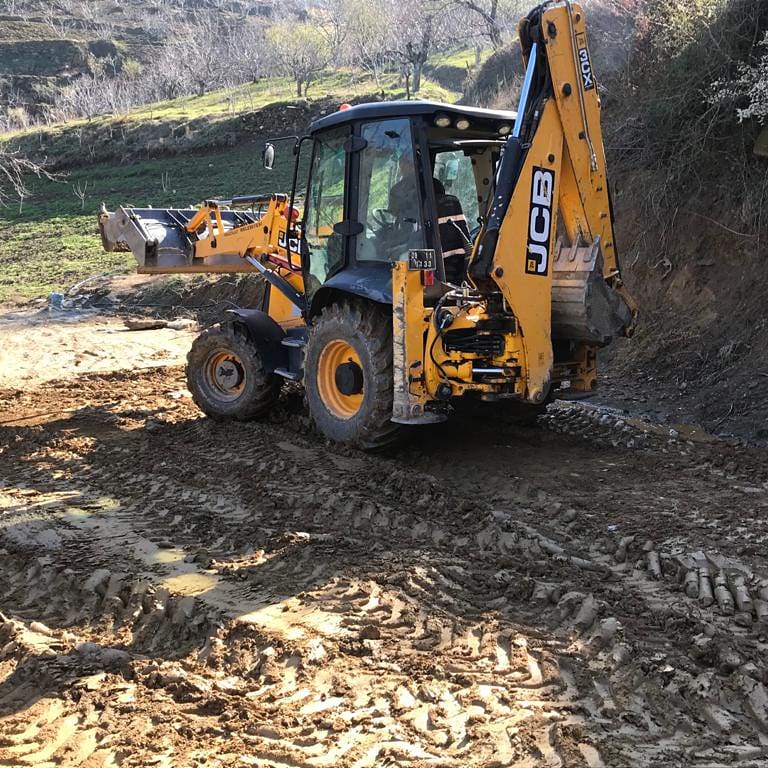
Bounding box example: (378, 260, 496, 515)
(278, 231, 300, 252)
(525, 167, 555, 276)
(531, 170, 552, 208)
(528, 243, 549, 275)
(529, 207, 550, 242)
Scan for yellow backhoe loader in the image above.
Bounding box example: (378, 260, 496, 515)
(99, 1, 637, 449)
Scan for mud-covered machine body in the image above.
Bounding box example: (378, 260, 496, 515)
(99, 1, 637, 449)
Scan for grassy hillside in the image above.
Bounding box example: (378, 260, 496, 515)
(0, 141, 296, 301)
(0, 67, 460, 302)
(0, 69, 460, 161)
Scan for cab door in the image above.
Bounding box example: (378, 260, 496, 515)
(352, 118, 426, 267)
(301, 126, 350, 299)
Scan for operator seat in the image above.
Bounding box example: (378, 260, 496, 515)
(435, 185, 471, 284)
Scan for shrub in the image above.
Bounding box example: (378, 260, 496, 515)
(611, 0, 768, 171)
(462, 46, 522, 106)
(708, 31, 768, 124)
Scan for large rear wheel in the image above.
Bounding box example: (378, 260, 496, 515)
(186, 323, 281, 420)
(304, 301, 400, 449)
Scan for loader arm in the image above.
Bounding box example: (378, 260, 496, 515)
(469, 0, 637, 401)
(98, 192, 306, 315)
(99, 193, 301, 273)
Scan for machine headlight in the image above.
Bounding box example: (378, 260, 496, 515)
(498, 123, 512, 136)
(434, 113, 452, 127)
(455, 118, 471, 130)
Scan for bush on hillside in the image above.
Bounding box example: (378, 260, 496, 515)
(709, 31, 768, 125)
(599, 0, 768, 234)
(610, 0, 768, 172)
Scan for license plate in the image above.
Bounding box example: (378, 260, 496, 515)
(408, 249, 437, 271)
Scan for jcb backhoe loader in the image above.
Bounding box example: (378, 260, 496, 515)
(99, 1, 637, 449)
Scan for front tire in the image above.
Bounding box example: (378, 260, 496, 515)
(304, 301, 400, 449)
(186, 323, 281, 420)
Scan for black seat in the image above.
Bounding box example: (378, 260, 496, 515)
(436, 193, 471, 284)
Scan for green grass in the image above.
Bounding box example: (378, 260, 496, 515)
(2, 70, 459, 145)
(0, 140, 302, 301)
(0, 216, 134, 301)
(427, 47, 492, 70)
(0, 63, 467, 303)
(127, 71, 458, 122)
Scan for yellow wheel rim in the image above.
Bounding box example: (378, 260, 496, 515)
(317, 339, 364, 419)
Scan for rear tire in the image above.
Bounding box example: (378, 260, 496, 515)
(304, 301, 401, 450)
(186, 323, 281, 421)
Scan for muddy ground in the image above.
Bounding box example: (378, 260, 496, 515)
(2, 309, 768, 767)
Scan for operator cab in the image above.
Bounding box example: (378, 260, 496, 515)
(296, 101, 515, 305)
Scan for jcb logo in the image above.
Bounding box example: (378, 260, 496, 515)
(278, 230, 300, 252)
(526, 167, 555, 277)
(578, 46, 594, 90)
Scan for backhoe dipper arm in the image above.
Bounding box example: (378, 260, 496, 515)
(469, 0, 637, 403)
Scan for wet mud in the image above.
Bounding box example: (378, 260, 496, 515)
(2, 366, 768, 766)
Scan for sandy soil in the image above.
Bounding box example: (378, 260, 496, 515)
(2, 314, 768, 767)
(0, 307, 197, 389)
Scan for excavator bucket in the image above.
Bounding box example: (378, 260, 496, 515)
(98, 205, 259, 273)
(551, 237, 634, 345)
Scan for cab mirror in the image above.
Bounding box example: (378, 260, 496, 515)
(262, 142, 275, 171)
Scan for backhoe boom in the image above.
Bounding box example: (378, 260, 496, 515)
(470, 1, 636, 400)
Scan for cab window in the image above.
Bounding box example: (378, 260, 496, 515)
(433, 150, 480, 228)
(355, 119, 425, 263)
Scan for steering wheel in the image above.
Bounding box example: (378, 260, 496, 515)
(371, 208, 396, 230)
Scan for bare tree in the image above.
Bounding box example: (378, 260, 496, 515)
(72, 179, 88, 210)
(447, 0, 523, 50)
(0, 0, 22, 14)
(314, 0, 351, 67)
(153, 44, 193, 101)
(40, 3, 69, 36)
(55, 73, 105, 121)
(167, 12, 235, 97)
(0, 146, 52, 207)
(236, 19, 268, 84)
(345, 0, 395, 86)
(266, 20, 331, 97)
(387, 0, 450, 94)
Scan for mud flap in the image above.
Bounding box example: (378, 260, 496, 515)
(552, 237, 634, 345)
(226, 309, 288, 374)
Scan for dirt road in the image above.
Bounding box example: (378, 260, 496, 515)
(2, 322, 768, 766)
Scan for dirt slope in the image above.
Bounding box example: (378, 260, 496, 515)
(2, 351, 768, 765)
(607, 185, 768, 442)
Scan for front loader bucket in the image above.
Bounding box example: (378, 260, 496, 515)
(98, 205, 258, 273)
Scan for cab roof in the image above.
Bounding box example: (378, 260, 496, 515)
(310, 100, 517, 134)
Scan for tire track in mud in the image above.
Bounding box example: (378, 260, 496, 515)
(2, 368, 768, 765)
